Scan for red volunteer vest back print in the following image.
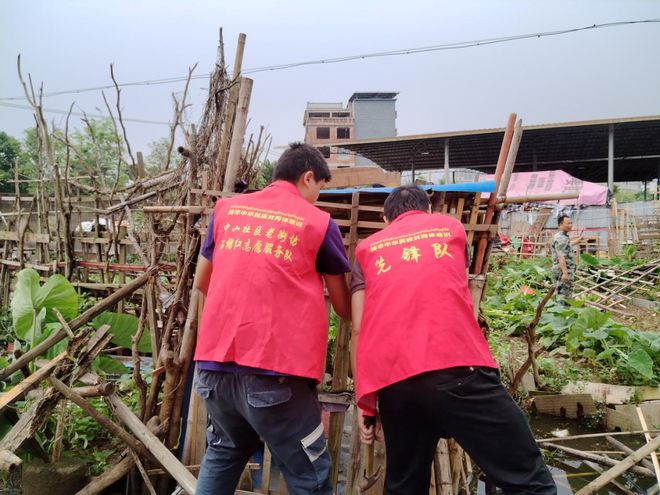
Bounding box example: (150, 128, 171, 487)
(355, 210, 497, 415)
(195, 181, 331, 380)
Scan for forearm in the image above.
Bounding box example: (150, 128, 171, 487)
(194, 257, 213, 295)
(350, 290, 365, 380)
(324, 274, 351, 320)
(557, 256, 569, 274)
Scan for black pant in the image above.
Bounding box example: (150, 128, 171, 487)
(378, 367, 556, 495)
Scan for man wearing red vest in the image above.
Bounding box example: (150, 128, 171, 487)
(351, 186, 556, 494)
(193, 143, 351, 495)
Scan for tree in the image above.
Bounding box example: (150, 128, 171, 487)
(145, 137, 177, 175)
(0, 131, 22, 193)
(20, 118, 129, 192)
(254, 159, 275, 189)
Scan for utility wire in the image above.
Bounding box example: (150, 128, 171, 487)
(0, 101, 170, 125)
(0, 18, 657, 102)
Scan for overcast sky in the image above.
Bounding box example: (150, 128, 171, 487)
(1, 0, 659, 161)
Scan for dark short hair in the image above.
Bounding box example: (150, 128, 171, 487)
(273, 142, 332, 183)
(558, 214, 570, 226)
(384, 186, 430, 221)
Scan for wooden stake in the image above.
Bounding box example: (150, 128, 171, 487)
(636, 407, 660, 486)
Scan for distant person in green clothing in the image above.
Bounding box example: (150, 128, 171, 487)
(551, 214, 583, 302)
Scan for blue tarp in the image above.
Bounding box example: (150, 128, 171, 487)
(320, 180, 496, 195)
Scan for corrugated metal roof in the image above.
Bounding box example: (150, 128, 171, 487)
(323, 115, 660, 182)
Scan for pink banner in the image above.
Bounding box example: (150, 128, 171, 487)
(482, 170, 607, 206)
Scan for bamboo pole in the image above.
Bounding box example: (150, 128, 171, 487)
(542, 442, 654, 477)
(606, 436, 655, 472)
(222, 77, 253, 192)
(636, 407, 660, 487)
(106, 395, 197, 495)
(479, 192, 580, 204)
(575, 434, 660, 494)
(497, 118, 523, 199)
(473, 113, 516, 274)
(214, 33, 247, 190)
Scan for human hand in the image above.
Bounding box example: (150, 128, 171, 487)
(359, 415, 382, 445)
(561, 272, 570, 283)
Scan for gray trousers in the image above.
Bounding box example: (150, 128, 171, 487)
(194, 369, 332, 495)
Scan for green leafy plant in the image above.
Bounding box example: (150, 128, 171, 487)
(10, 269, 78, 345)
(484, 258, 659, 387)
(91, 312, 151, 353)
(3, 268, 134, 376)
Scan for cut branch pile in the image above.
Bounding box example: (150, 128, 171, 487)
(0, 30, 270, 494)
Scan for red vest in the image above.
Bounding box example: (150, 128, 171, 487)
(355, 210, 497, 415)
(195, 181, 331, 381)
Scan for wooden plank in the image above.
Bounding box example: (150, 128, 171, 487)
(561, 381, 635, 405)
(531, 394, 597, 419)
(323, 166, 400, 189)
(0, 231, 50, 243)
(0, 352, 67, 413)
(605, 401, 660, 432)
(466, 193, 481, 247)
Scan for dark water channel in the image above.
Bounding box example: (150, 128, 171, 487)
(513, 415, 656, 495)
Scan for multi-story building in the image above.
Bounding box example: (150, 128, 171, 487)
(303, 102, 355, 167)
(303, 92, 397, 167)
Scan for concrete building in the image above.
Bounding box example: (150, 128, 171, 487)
(303, 92, 397, 168)
(349, 92, 398, 166)
(303, 102, 355, 167)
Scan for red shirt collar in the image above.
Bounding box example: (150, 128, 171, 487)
(267, 180, 302, 197)
(391, 210, 426, 224)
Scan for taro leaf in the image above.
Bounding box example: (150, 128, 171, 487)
(34, 274, 79, 323)
(93, 355, 130, 375)
(566, 327, 584, 352)
(91, 312, 151, 353)
(11, 269, 78, 342)
(583, 348, 597, 360)
(580, 253, 600, 266)
(596, 348, 618, 362)
(627, 348, 655, 380)
(11, 269, 41, 340)
(588, 328, 609, 341)
(574, 307, 609, 332)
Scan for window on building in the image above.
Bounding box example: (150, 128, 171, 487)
(316, 127, 330, 139)
(318, 146, 331, 158)
(309, 112, 330, 118)
(332, 112, 350, 118)
(336, 127, 350, 139)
